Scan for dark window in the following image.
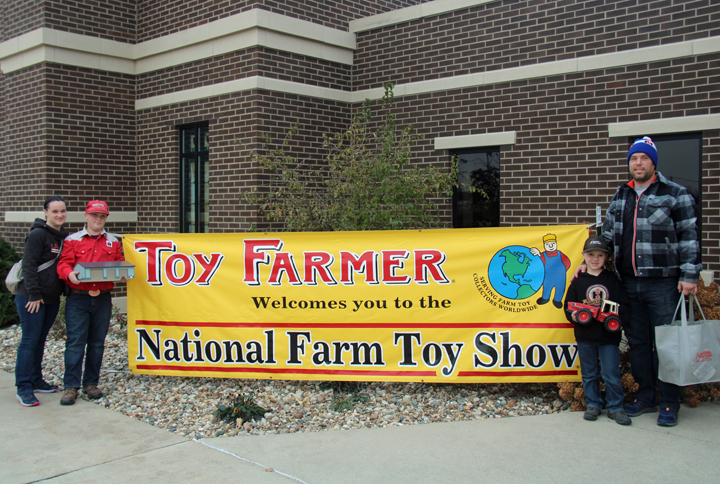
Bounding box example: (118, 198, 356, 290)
(452, 148, 501, 228)
(628, 133, 702, 255)
(648, 133, 702, 205)
(180, 124, 209, 233)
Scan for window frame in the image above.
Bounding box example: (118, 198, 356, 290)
(179, 122, 210, 233)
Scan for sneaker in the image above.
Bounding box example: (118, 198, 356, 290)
(16, 393, 39, 407)
(34, 381, 59, 393)
(657, 407, 678, 427)
(83, 385, 103, 400)
(583, 407, 601, 421)
(60, 388, 78, 406)
(624, 399, 657, 417)
(608, 410, 632, 426)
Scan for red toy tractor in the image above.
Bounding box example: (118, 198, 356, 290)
(567, 299, 622, 333)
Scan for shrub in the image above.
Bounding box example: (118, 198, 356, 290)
(215, 395, 268, 424)
(243, 83, 479, 232)
(319, 380, 369, 411)
(0, 236, 21, 328)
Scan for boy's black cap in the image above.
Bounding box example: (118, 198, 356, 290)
(583, 236, 609, 253)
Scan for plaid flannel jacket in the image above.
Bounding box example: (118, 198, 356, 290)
(601, 171, 701, 282)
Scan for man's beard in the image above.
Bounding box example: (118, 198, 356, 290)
(631, 169, 654, 184)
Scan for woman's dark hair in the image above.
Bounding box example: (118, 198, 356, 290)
(44, 196, 66, 210)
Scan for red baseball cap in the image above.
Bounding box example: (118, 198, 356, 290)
(86, 200, 109, 215)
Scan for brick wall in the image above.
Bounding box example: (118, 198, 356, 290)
(44, 64, 137, 213)
(137, 0, 426, 41)
(137, 47, 352, 100)
(2, 0, 44, 41)
(2, 0, 718, 275)
(137, 90, 350, 233)
(44, 0, 136, 42)
(371, 55, 720, 268)
(0, 63, 136, 251)
(354, 0, 720, 90)
(2, 0, 135, 42)
(0, 64, 48, 248)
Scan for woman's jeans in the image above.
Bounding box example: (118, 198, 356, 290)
(63, 292, 112, 388)
(577, 341, 624, 413)
(14, 295, 59, 394)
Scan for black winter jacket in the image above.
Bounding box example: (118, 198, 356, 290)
(563, 270, 630, 346)
(16, 218, 68, 305)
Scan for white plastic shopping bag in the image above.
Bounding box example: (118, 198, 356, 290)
(656, 294, 720, 386)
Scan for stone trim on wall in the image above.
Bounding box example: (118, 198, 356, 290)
(3, 212, 138, 223)
(0, 10, 356, 75)
(349, 0, 499, 33)
(608, 114, 720, 138)
(434, 132, 516, 150)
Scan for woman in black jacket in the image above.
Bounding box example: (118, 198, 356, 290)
(14, 196, 68, 407)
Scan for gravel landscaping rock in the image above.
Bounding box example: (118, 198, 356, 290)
(0, 323, 571, 438)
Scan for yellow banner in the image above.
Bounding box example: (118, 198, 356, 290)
(124, 225, 588, 383)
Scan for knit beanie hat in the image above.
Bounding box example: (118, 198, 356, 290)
(627, 136, 658, 166)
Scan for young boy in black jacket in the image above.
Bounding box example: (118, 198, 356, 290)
(564, 236, 632, 425)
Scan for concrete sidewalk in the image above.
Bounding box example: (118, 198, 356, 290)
(2, 370, 719, 484)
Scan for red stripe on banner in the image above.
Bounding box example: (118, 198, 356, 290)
(135, 365, 436, 377)
(457, 370, 578, 377)
(135, 320, 573, 329)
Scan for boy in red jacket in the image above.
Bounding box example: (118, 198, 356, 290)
(57, 200, 124, 405)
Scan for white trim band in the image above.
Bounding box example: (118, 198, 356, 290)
(135, 75, 352, 110)
(434, 132, 516, 150)
(608, 114, 720, 137)
(4, 211, 138, 223)
(0, 10, 355, 74)
(349, 0, 499, 33)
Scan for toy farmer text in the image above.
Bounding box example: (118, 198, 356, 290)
(123, 225, 588, 383)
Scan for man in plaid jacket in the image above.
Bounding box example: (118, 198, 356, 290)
(601, 136, 701, 427)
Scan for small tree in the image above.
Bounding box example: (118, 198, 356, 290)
(244, 83, 478, 232)
(0, 236, 21, 327)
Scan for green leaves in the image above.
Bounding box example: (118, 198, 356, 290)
(320, 381, 369, 412)
(215, 395, 268, 423)
(0, 236, 21, 328)
(243, 83, 466, 232)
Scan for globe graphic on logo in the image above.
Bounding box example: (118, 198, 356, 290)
(488, 246, 545, 299)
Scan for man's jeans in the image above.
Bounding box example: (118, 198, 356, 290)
(577, 341, 624, 413)
(622, 276, 681, 413)
(64, 292, 112, 388)
(14, 295, 59, 394)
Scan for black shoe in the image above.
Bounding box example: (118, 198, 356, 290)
(34, 381, 59, 393)
(608, 410, 632, 426)
(537, 298, 549, 305)
(624, 399, 657, 417)
(552, 299, 563, 309)
(657, 407, 678, 427)
(583, 407, 601, 421)
(16, 393, 40, 407)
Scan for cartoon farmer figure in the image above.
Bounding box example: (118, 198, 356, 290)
(530, 233, 571, 308)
